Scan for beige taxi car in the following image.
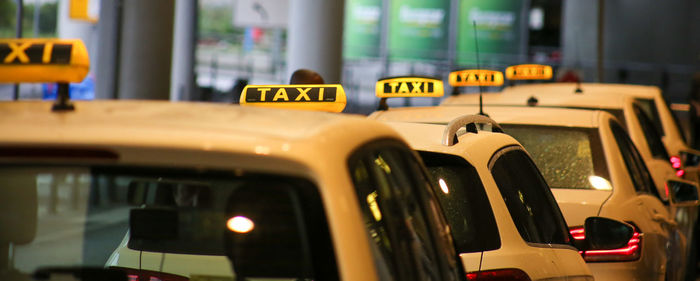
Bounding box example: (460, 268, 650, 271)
(369, 76, 638, 281)
(371, 102, 700, 281)
(0, 39, 465, 281)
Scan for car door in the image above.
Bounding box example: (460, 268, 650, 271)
(610, 121, 683, 280)
(348, 141, 462, 281)
(488, 146, 589, 280)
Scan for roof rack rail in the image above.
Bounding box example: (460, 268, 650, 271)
(442, 115, 503, 146)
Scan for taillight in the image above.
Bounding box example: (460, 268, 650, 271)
(466, 268, 531, 281)
(676, 169, 686, 177)
(670, 156, 686, 178)
(111, 267, 189, 281)
(671, 156, 682, 169)
(569, 225, 642, 262)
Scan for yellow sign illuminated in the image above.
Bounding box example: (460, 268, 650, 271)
(449, 70, 504, 87)
(505, 64, 553, 80)
(375, 76, 444, 98)
(0, 38, 89, 83)
(239, 84, 347, 112)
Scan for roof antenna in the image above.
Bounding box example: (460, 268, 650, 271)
(573, 30, 583, 94)
(473, 21, 487, 116)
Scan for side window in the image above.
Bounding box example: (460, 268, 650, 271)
(489, 147, 571, 245)
(419, 151, 501, 253)
(633, 103, 670, 160)
(635, 98, 664, 136)
(349, 145, 447, 281)
(610, 121, 659, 196)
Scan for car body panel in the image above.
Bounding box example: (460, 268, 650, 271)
(373, 105, 683, 281)
(381, 121, 592, 281)
(0, 100, 444, 281)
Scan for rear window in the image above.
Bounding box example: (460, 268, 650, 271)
(418, 151, 500, 253)
(502, 125, 611, 190)
(1, 165, 337, 281)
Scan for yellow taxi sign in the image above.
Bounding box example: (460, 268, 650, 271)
(0, 38, 89, 83)
(375, 76, 444, 98)
(240, 84, 347, 112)
(449, 70, 504, 87)
(505, 64, 553, 80)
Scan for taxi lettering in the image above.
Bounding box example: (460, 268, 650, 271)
(513, 67, 546, 76)
(449, 70, 504, 87)
(505, 64, 553, 80)
(245, 87, 336, 103)
(454, 72, 498, 83)
(0, 42, 73, 64)
(384, 81, 435, 95)
(375, 77, 443, 98)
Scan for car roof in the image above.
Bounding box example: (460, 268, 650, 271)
(442, 83, 659, 109)
(0, 100, 402, 170)
(371, 105, 604, 129)
(382, 121, 522, 164)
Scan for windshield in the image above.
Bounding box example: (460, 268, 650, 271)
(0, 165, 336, 281)
(502, 125, 611, 190)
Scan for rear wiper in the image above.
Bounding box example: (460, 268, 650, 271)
(33, 267, 127, 281)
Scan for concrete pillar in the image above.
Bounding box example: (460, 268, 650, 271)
(287, 0, 345, 83)
(95, 0, 120, 99)
(561, 0, 598, 80)
(117, 0, 174, 100)
(170, 0, 197, 101)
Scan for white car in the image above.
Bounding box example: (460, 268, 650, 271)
(371, 105, 700, 281)
(380, 117, 624, 281)
(442, 83, 697, 182)
(2, 100, 465, 281)
(0, 40, 465, 281)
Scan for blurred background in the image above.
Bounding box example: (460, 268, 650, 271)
(0, 0, 698, 114)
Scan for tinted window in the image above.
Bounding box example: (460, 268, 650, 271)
(349, 146, 450, 281)
(419, 151, 500, 253)
(635, 98, 664, 137)
(609, 121, 661, 198)
(632, 103, 670, 160)
(0, 166, 338, 281)
(489, 148, 571, 245)
(503, 124, 610, 190)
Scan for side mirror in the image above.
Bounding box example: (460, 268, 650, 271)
(576, 217, 633, 251)
(667, 179, 700, 207)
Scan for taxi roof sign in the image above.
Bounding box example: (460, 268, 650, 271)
(0, 38, 89, 83)
(240, 84, 347, 112)
(375, 76, 444, 98)
(505, 64, 553, 80)
(449, 70, 504, 87)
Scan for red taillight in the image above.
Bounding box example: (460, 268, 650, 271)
(677, 169, 686, 177)
(466, 268, 531, 281)
(111, 267, 189, 281)
(569, 225, 642, 262)
(671, 156, 686, 178)
(671, 156, 682, 169)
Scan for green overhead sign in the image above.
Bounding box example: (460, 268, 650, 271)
(457, 0, 525, 65)
(343, 0, 382, 59)
(389, 0, 449, 60)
